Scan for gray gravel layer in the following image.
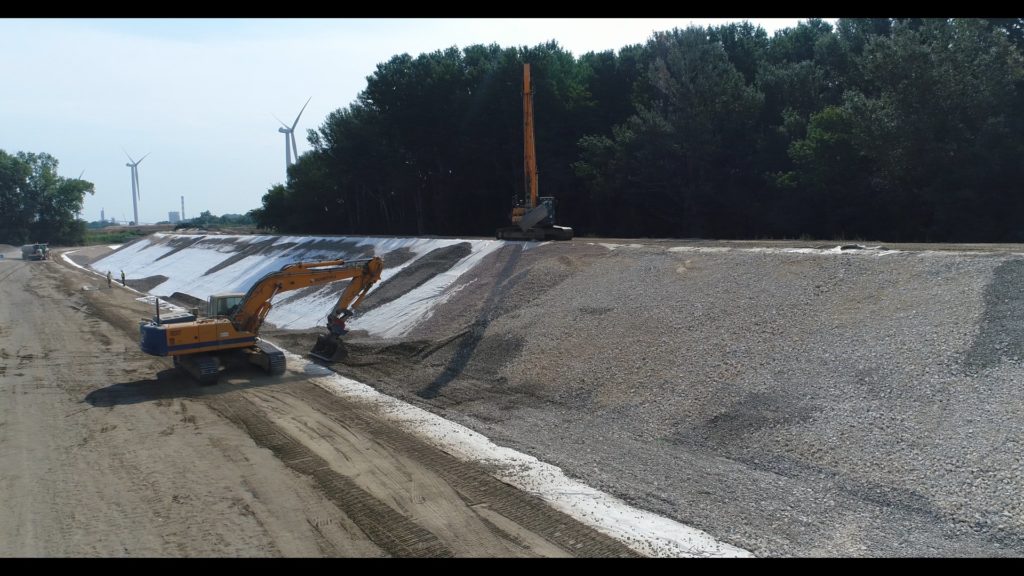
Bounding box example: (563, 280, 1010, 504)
(359, 243, 472, 313)
(337, 243, 1024, 557)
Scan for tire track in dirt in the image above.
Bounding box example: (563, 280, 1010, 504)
(206, 391, 454, 558)
(271, 382, 640, 557)
(0, 259, 28, 285)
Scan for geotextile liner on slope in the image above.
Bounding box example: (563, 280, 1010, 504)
(90, 233, 502, 332)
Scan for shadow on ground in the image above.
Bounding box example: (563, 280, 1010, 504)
(84, 368, 309, 407)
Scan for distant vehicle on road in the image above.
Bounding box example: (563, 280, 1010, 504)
(21, 243, 49, 261)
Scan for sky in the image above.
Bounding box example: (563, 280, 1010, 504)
(0, 18, 831, 225)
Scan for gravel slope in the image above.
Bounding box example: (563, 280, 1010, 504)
(332, 242, 1024, 557)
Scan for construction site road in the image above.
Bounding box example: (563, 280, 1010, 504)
(0, 247, 639, 557)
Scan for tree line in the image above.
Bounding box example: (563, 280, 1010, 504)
(251, 18, 1024, 242)
(173, 210, 255, 229)
(0, 150, 93, 245)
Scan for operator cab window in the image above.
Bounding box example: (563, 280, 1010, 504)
(213, 295, 244, 316)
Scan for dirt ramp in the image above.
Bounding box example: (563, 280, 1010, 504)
(202, 237, 281, 276)
(154, 235, 207, 261)
(66, 251, 99, 268)
(126, 275, 169, 292)
(167, 291, 206, 310)
(407, 242, 608, 341)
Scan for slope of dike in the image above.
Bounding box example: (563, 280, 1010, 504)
(90, 234, 1024, 557)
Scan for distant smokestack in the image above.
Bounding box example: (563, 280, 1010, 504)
(181, 196, 185, 220)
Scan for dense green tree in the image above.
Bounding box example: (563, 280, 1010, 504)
(253, 19, 1024, 242)
(575, 28, 763, 237)
(0, 150, 93, 245)
(800, 18, 1000, 241)
(0, 150, 34, 243)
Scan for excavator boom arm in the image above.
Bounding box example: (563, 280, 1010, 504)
(523, 62, 537, 210)
(324, 258, 384, 333)
(231, 257, 383, 334)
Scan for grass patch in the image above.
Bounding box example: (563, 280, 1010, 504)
(82, 230, 148, 245)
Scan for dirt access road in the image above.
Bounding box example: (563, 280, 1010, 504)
(0, 247, 636, 557)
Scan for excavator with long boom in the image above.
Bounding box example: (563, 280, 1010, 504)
(139, 256, 383, 384)
(496, 63, 573, 241)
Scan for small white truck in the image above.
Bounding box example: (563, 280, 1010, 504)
(21, 243, 49, 260)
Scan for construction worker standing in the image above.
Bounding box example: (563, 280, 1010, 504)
(107, 271, 112, 288)
(120, 270, 126, 287)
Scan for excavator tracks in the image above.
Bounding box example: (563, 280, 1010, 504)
(254, 340, 286, 376)
(170, 342, 285, 385)
(174, 354, 220, 385)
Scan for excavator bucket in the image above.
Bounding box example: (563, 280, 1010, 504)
(310, 333, 348, 363)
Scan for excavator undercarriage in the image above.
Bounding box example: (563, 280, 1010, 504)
(170, 339, 286, 385)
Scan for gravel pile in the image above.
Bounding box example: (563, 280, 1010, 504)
(336, 242, 1024, 556)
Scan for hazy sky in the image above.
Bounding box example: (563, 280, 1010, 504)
(0, 18, 829, 224)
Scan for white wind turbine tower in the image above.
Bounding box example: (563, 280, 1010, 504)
(124, 150, 149, 225)
(275, 97, 311, 174)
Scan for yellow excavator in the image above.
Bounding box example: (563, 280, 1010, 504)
(496, 63, 573, 241)
(139, 256, 383, 384)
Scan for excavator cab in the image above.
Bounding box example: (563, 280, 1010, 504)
(208, 293, 244, 317)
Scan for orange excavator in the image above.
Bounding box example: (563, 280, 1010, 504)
(496, 63, 573, 241)
(139, 256, 383, 384)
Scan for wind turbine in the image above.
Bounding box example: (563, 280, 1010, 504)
(274, 97, 311, 173)
(124, 150, 149, 225)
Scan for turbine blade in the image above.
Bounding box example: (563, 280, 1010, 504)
(291, 96, 311, 130)
(272, 113, 289, 129)
(78, 170, 85, 179)
(137, 152, 150, 164)
(291, 132, 298, 161)
(123, 149, 136, 164)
